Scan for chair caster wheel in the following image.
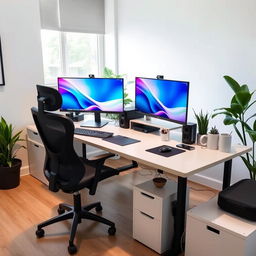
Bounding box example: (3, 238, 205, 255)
(68, 244, 77, 254)
(57, 207, 65, 214)
(95, 204, 103, 212)
(108, 226, 116, 235)
(36, 229, 45, 238)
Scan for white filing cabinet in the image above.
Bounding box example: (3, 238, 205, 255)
(185, 196, 256, 256)
(27, 126, 48, 185)
(133, 179, 178, 254)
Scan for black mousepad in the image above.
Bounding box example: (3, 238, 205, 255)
(103, 135, 141, 146)
(146, 145, 185, 157)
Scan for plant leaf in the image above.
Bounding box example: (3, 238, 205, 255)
(239, 84, 249, 93)
(212, 111, 232, 119)
(223, 116, 239, 125)
(224, 75, 240, 93)
(233, 124, 245, 144)
(246, 130, 256, 142)
(235, 91, 251, 108)
(246, 113, 256, 123)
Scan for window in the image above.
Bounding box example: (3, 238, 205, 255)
(41, 30, 103, 84)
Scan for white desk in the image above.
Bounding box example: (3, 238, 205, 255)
(28, 122, 251, 255)
(73, 122, 251, 256)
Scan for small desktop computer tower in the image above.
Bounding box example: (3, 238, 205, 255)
(119, 110, 143, 128)
(182, 123, 197, 144)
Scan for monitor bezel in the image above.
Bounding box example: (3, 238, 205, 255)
(135, 77, 189, 125)
(58, 77, 125, 113)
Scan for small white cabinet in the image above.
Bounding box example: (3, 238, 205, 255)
(133, 179, 178, 254)
(27, 126, 48, 185)
(185, 196, 256, 256)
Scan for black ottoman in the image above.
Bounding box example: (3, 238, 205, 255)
(218, 179, 256, 221)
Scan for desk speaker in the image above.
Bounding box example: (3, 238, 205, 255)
(182, 123, 197, 144)
(119, 110, 143, 128)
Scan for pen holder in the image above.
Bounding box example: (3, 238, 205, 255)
(160, 128, 170, 141)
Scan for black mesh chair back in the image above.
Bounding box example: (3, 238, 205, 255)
(31, 85, 84, 192)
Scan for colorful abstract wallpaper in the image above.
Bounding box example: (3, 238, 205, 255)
(58, 78, 124, 112)
(135, 77, 189, 123)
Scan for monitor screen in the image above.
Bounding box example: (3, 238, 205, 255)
(135, 77, 189, 124)
(58, 77, 124, 113)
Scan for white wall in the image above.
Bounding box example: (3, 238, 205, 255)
(0, 0, 44, 173)
(116, 0, 256, 189)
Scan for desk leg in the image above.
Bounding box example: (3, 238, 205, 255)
(222, 159, 232, 190)
(82, 144, 87, 159)
(171, 176, 187, 256)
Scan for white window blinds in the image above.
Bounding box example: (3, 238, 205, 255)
(39, 0, 105, 34)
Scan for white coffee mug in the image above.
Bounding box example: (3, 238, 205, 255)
(200, 134, 219, 150)
(160, 128, 170, 141)
(219, 133, 232, 153)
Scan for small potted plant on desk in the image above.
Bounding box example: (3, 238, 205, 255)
(200, 126, 219, 149)
(0, 117, 24, 189)
(193, 109, 210, 146)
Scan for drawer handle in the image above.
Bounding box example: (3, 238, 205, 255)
(33, 132, 38, 135)
(140, 211, 154, 219)
(34, 144, 39, 148)
(141, 192, 155, 199)
(207, 225, 220, 234)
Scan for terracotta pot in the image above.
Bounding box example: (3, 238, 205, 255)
(0, 159, 21, 189)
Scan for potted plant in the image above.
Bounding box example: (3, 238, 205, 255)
(193, 109, 210, 145)
(103, 67, 132, 123)
(0, 117, 24, 189)
(213, 75, 256, 179)
(200, 126, 219, 150)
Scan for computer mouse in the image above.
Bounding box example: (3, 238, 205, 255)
(159, 146, 172, 153)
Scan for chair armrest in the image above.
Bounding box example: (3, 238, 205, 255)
(84, 153, 117, 195)
(84, 153, 115, 166)
(87, 153, 115, 162)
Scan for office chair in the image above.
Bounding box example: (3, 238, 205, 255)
(32, 85, 119, 254)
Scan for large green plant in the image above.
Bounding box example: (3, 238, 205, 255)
(193, 110, 210, 135)
(0, 117, 24, 167)
(213, 76, 256, 179)
(103, 67, 132, 120)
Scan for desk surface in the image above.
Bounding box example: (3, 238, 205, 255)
(69, 123, 251, 178)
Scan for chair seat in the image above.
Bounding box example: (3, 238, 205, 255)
(218, 179, 256, 221)
(62, 158, 119, 193)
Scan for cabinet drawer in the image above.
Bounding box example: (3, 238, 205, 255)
(27, 140, 48, 185)
(133, 209, 161, 253)
(27, 128, 42, 144)
(185, 216, 245, 256)
(133, 189, 162, 219)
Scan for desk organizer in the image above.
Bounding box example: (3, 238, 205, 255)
(185, 196, 256, 256)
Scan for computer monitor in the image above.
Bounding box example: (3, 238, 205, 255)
(135, 77, 189, 125)
(58, 77, 124, 127)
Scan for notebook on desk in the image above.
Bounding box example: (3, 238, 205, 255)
(102, 135, 140, 146)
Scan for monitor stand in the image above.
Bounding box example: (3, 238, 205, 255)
(80, 113, 108, 128)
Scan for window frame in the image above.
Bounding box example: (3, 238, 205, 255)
(42, 30, 105, 86)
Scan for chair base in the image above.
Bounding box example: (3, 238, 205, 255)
(36, 193, 116, 255)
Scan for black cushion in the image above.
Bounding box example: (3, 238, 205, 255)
(218, 179, 256, 221)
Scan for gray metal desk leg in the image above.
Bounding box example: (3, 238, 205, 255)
(222, 159, 232, 190)
(170, 176, 187, 256)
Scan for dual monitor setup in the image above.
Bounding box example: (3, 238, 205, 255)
(57, 75, 190, 128)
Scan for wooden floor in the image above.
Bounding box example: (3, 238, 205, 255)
(0, 158, 218, 256)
